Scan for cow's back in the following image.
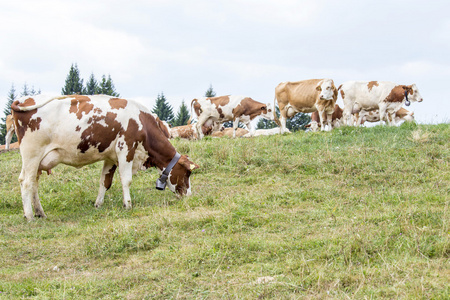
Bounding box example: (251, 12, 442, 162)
(12, 95, 152, 166)
(341, 81, 397, 107)
(276, 79, 322, 111)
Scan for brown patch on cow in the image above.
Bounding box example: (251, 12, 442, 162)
(118, 141, 124, 150)
(232, 97, 267, 121)
(384, 85, 409, 103)
(209, 96, 230, 108)
(191, 99, 202, 118)
(69, 95, 94, 120)
(217, 107, 225, 119)
(77, 111, 123, 153)
(18, 97, 36, 107)
(11, 99, 42, 143)
(367, 81, 379, 91)
(75, 125, 81, 132)
(340, 89, 345, 99)
(109, 98, 128, 110)
(104, 165, 117, 190)
(94, 108, 103, 114)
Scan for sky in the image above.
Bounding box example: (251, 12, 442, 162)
(1, 0, 449, 124)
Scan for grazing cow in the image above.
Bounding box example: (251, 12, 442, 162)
(306, 104, 343, 132)
(354, 107, 414, 126)
(5, 114, 16, 150)
(275, 79, 338, 133)
(191, 95, 273, 139)
(170, 121, 222, 140)
(211, 127, 249, 138)
(11, 94, 199, 220)
(340, 81, 423, 126)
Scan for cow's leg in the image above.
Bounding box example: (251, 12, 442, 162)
(245, 121, 255, 136)
(195, 115, 209, 139)
(378, 104, 388, 125)
(5, 127, 14, 150)
(232, 118, 240, 138)
(95, 161, 117, 208)
(279, 109, 288, 133)
(317, 109, 327, 131)
(18, 159, 42, 220)
(117, 155, 134, 209)
(325, 112, 333, 131)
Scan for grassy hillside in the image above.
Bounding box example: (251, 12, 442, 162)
(0, 123, 449, 299)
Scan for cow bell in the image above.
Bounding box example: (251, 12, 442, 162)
(155, 177, 167, 190)
(405, 100, 411, 106)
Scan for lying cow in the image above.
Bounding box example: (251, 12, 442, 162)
(306, 104, 343, 132)
(275, 79, 338, 133)
(244, 127, 289, 137)
(354, 107, 414, 126)
(340, 81, 423, 126)
(11, 94, 199, 220)
(170, 121, 222, 140)
(5, 114, 16, 150)
(211, 127, 249, 138)
(191, 95, 273, 139)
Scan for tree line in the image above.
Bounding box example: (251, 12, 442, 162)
(1, 65, 309, 145)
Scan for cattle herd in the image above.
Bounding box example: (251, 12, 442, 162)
(5, 79, 422, 220)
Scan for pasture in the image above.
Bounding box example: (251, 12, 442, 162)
(0, 123, 449, 299)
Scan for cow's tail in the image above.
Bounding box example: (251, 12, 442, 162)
(273, 95, 281, 126)
(188, 99, 199, 124)
(11, 95, 68, 112)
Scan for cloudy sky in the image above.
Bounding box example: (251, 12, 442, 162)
(1, 0, 449, 124)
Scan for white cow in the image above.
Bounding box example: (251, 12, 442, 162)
(340, 81, 423, 126)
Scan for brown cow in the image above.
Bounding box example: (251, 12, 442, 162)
(306, 104, 343, 131)
(275, 79, 338, 133)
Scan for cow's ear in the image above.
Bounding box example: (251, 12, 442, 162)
(316, 80, 323, 91)
(179, 155, 200, 171)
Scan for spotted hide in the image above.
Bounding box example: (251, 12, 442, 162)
(274, 79, 338, 133)
(339, 81, 423, 126)
(11, 94, 199, 220)
(191, 95, 273, 139)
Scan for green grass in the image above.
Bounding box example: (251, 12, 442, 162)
(0, 123, 449, 299)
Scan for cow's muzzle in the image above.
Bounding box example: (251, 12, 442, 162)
(156, 152, 181, 191)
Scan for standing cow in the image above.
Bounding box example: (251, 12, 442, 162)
(274, 79, 338, 133)
(11, 94, 199, 220)
(191, 95, 273, 139)
(340, 81, 423, 126)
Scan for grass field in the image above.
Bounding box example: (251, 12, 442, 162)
(0, 123, 449, 299)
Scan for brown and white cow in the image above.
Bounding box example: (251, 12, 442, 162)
(191, 95, 273, 139)
(306, 104, 343, 132)
(170, 121, 222, 140)
(340, 81, 423, 126)
(11, 94, 199, 220)
(5, 114, 16, 150)
(354, 107, 414, 126)
(274, 79, 338, 133)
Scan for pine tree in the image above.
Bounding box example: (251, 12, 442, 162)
(173, 100, 190, 126)
(205, 84, 216, 97)
(84, 73, 99, 95)
(0, 84, 17, 145)
(152, 93, 174, 125)
(98, 75, 120, 97)
(62, 63, 84, 95)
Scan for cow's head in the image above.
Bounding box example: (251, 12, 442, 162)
(166, 155, 199, 196)
(260, 103, 274, 120)
(403, 84, 423, 104)
(316, 79, 335, 101)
